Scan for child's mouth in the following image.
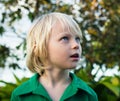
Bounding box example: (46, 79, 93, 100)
(70, 53, 80, 61)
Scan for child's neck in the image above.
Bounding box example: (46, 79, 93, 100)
(39, 68, 71, 101)
(39, 68, 71, 87)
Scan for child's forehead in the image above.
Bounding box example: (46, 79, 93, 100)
(52, 20, 81, 37)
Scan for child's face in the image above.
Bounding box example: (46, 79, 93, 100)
(47, 21, 82, 69)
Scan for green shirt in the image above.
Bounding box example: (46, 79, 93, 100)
(11, 73, 98, 101)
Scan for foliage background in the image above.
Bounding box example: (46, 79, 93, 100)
(0, 0, 120, 101)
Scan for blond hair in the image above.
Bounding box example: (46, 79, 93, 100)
(26, 12, 82, 75)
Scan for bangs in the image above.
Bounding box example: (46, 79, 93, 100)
(56, 15, 82, 39)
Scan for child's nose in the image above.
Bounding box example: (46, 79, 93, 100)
(71, 40, 80, 49)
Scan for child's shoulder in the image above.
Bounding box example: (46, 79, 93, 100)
(70, 73, 98, 99)
(12, 73, 39, 96)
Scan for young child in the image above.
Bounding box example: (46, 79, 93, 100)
(11, 12, 98, 101)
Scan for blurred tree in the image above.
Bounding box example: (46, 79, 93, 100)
(0, 0, 120, 101)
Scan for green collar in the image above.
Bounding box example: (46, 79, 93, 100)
(14, 73, 95, 100)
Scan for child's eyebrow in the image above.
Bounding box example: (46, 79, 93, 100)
(57, 32, 72, 37)
(57, 33, 81, 41)
(63, 32, 81, 38)
(58, 32, 80, 38)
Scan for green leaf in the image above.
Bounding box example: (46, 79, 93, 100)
(0, 26, 5, 35)
(28, 12, 34, 22)
(13, 73, 21, 85)
(0, 80, 16, 87)
(100, 77, 120, 97)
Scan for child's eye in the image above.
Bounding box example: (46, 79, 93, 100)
(61, 36, 69, 41)
(76, 37, 80, 42)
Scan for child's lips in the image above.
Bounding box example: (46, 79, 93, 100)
(70, 53, 79, 57)
(70, 53, 80, 61)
